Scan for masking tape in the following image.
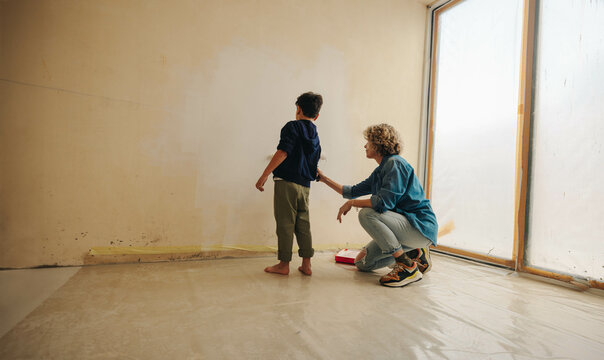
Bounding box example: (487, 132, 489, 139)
(89, 222, 455, 256)
(89, 243, 367, 256)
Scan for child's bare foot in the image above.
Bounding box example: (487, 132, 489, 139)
(298, 266, 312, 276)
(264, 261, 290, 275)
(298, 257, 312, 276)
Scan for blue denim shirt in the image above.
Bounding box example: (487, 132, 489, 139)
(342, 155, 438, 245)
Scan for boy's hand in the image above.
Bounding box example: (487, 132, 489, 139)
(256, 175, 268, 192)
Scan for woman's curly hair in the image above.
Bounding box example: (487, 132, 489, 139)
(363, 123, 402, 156)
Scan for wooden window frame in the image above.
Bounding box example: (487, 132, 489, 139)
(423, 0, 604, 290)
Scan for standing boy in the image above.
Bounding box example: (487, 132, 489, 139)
(255, 92, 323, 276)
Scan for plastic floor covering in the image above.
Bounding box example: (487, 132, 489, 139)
(1, 252, 603, 359)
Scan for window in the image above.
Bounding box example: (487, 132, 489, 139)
(427, 0, 523, 263)
(526, 0, 604, 283)
(425, 0, 604, 288)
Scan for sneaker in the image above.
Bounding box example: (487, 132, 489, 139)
(379, 262, 423, 287)
(408, 247, 432, 274)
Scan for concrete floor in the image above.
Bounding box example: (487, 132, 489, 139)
(0, 252, 603, 359)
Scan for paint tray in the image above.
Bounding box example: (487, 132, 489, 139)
(335, 249, 361, 264)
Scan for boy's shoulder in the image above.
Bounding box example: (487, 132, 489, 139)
(281, 120, 298, 130)
(283, 119, 314, 126)
(281, 119, 317, 133)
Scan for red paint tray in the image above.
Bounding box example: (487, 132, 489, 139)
(335, 249, 361, 264)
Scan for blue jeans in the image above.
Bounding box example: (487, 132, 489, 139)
(355, 208, 431, 271)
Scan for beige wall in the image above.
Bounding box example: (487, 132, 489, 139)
(0, 0, 429, 268)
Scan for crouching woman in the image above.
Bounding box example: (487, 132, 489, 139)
(317, 123, 438, 287)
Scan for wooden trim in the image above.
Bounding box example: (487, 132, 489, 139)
(520, 266, 604, 291)
(418, 3, 437, 186)
(521, 266, 604, 291)
(588, 280, 604, 290)
(426, 0, 449, 9)
(434, 0, 465, 14)
(520, 266, 574, 283)
(514, 0, 536, 271)
(431, 245, 515, 268)
(424, 9, 438, 198)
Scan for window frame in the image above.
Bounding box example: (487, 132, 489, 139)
(422, 0, 604, 290)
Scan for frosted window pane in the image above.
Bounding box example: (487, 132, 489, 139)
(527, 0, 604, 282)
(430, 0, 522, 259)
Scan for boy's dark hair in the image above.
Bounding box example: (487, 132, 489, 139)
(295, 92, 323, 118)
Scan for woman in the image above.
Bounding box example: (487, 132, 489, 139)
(317, 124, 438, 287)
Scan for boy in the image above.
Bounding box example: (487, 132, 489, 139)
(255, 92, 323, 276)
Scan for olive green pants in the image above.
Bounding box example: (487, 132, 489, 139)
(274, 180, 314, 262)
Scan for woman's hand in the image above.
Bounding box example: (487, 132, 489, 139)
(315, 169, 344, 195)
(337, 200, 354, 223)
(316, 168, 325, 182)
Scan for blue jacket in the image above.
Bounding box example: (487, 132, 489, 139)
(273, 120, 321, 187)
(342, 155, 438, 245)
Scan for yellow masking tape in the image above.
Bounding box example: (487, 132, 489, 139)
(89, 243, 367, 256)
(89, 221, 454, 256)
